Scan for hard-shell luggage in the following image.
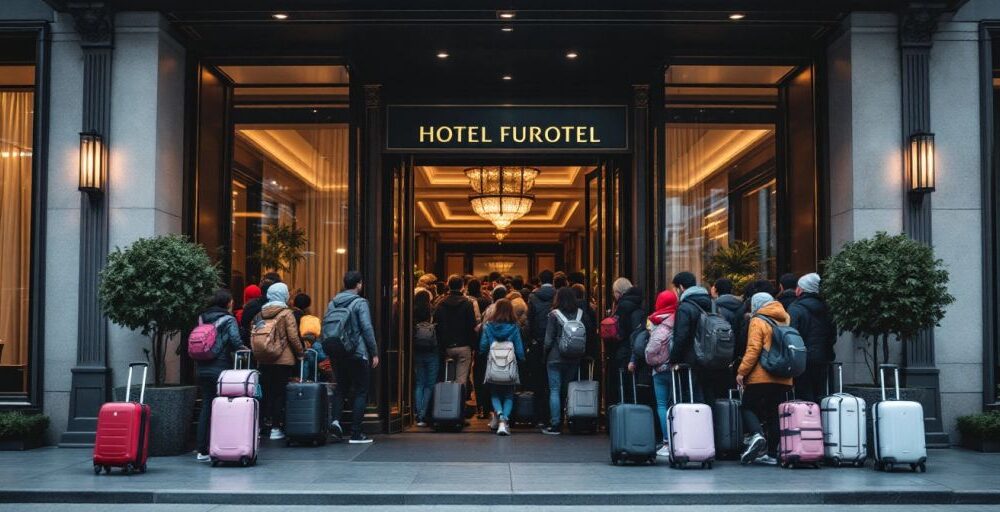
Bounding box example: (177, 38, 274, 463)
(217, 349, 259, 397)
(873, 364, 927, 472)
(567, 359, 599, 433)
(285, 349, 329, 446)
(512, 391, 537, 426)
(93, 362, 151, 475)
(778, 394, 824, 468)
(432, 358, 464, 431)
(821, 362, 867, 467)
(609, 370, 656, 465)
(210, 350, 260, 467)
(666, 364, 716, 469)
(713, 389, 743, 460)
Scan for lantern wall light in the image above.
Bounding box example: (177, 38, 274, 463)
(908, 132, 935, 194)
(79, 131, 105, 195)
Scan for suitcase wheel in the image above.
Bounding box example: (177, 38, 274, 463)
(239, 456, 251, 467)
(103, 465, 111, 474)
(610, 456, 619, 466)
(139, 463, 147, 474)
(831, 456, 842, 467)
(648, 457, 656, 466)
(211, 458, 219, 467)
(93, 464, 101, 475)
(124, 463, 136, 475)
(911, 463, 926, 473)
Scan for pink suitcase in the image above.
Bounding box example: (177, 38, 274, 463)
(778, 399, 824, 468)
(209, 395, 259, 467)
(666, 365, 716, 469)
(216, 349, 259, 398)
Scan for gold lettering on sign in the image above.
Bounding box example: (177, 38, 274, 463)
(419, 125, 434, 143)
(417, 124, 603, 144)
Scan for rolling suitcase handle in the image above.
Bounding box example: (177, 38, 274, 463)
(828, 361, 845, 396)
(444, 357, 454, 383)
(234, 349, 253, 370)
(670, 363, 695, 405)
(125, 362, 149, 405)
(578, 357, 595, 381)
(618, 368, 640, 405)
(300, 348, 319, 383)
(879, 363, 901, 401)
(728, 388, 743, 402)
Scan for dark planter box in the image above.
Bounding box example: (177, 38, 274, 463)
(115, 385, 197, 456)
(960, 436, 1000, 452)
(0, 438, 44, 451)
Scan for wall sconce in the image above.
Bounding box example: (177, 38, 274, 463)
(908, 132, 935, 194)
(79, 131, 105, 195)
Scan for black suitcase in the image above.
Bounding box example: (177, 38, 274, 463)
(284, 349, 329, 446)
(512, 391, 537, 426)
(712, 389, 743, 459)
(609, 370, 656, 465)
(432, 358, 464, 431)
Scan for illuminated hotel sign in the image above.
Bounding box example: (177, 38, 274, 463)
(385, 105, 629, 151)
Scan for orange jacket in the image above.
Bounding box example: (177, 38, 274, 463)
(737, 301, 794, 387)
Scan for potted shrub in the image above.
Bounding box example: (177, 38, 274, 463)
(257, 223, 308, 275)
(99, 234, 220, 455)
(703, 240, 760, 295)
(957, 411, 1000, 452)
(0, 411, 49, 450)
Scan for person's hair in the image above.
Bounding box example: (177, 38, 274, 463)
(467, 278, 482, 297)
(744, 278, 776, 299)
(672, 271, 697, 290)
(208, 288, 233, 309)
(414, 288, 432, 309)
(779, 272, 799, 291)
(259, 273, 280, 296)
(435, 282, 447, 295)
(511, 275, 524, 290)
(488, 298, 515, 324)
(343, 270, 363, 290)
(571, 283, 586, 300)
(568, 271, 585, 285)
(293, 293, 312, 310)
(554, 274, 568, 289)
(553, 287, 579, 316)
(529, 276, 540, 287)
(506, 290, 522, 301)
(447, 274, 464, 291)
(492, 286, 508, 301)
(612, 277, 633, 297)
(713, 278, 733, 296)
(488, 271, 502, 283)
(538, 269, 554, 284)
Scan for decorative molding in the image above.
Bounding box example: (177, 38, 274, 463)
(68, 2, 114, 48)
(899, 2, 946, 47)
(364, 84, 381, 108)
(632, 84, 649, 109)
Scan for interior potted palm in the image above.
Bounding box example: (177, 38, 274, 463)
(823, 232, 954, 441)
(99, 234, 220, 456)
(703, 240, 760, 295)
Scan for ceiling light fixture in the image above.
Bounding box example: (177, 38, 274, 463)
(497, 10, 516, 20)
(272, 13, 289, 20)
(494, 229, 510, 242)
(486, 259, 515, 274)
(501, 25, 514, 32)
(437, 51, 450, 59)
(566, 51, 579, 59)
(502, 74, 513, 81)
(728, 13, 746, 20)
(465, 166, 539, 230)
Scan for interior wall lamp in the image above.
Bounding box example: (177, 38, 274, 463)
(79, 131, 105, 195)
(908, 132, 935, 194)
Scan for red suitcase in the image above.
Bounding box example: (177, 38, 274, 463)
(93, 362, 151, 475)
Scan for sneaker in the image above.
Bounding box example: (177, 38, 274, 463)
(753, 454, 779, 466)
(415, 420, 428, 428)
(541, 426, 561, 435)
(497, 421, 510, 436)
(195, 452, 211, 462)
(740, 433, 767, 465)
(269, 428, 286, 441)
(349, 432, 374, 444)
(488, 412, 499, 431)
(656, 445, 671, 458)
(330, 421, 343, 440)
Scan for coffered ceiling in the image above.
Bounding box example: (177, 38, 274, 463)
(415, 165, 591, 243)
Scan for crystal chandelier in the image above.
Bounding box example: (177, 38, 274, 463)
(494, 229, 509, 242)
(466, 166, 539, 230)
(486, 259, 515, 274)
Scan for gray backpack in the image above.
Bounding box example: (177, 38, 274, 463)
(554, 309, 587, 359)
(755, 315, 807, 378)
(694, 303, 734, 369)
(485, 340, 519, 385)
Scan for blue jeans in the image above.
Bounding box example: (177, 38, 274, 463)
(547, 361, 579, 429)
(490, 384, 515, 420)
(652, 371, 674, 443)
(413, 351, 440, 421)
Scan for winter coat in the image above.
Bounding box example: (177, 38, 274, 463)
(714, 294, 745, 361)
(196, 307, 245, 378)
(788, 293, 837, 363)
(737, 301, 794, 386)
(526, 285, 556, 341)
(258, 305, 305, 366)
(776, 289, 797, 312)
(329, 290, 379, 361)
(612, 287, 646, 363)
(479, 322, 526, 362)
(240, 296, 266, 345)
(433, 291, 478, 350)
(668, 286, 713, 367)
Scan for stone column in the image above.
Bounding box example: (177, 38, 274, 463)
(630, 85, 650, 301)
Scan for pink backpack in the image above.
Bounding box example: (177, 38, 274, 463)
(188, 317, 225, 361)
(644, 314, 674, 367)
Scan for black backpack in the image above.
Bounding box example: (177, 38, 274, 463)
(755, 315, 807, 378)
(694, 303, 735, 369)
(321, 296, 361, 360)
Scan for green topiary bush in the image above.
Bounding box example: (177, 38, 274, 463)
(823, 232, 954, 384)
(703, 240, 761, 295)
(957, 411, 1000, 440)
(0, 412, 49, 443)
(99, 234, 220, 386)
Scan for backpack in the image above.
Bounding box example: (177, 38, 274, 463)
(321, 296, 361, 360)
(485, 340, 519, 385)
(250, 311, 289, 364)
(631, 322, 649, 362)
(554, 309, 587, 359)
(755, 315, 807, 378)
(413, 320, 438, 352)
(645, 314, 674, 367)
(299, 314, 321, 339)
(188, 316, 227, 361)
(599, 306, 620, 341)
(694, 303, 735, 369)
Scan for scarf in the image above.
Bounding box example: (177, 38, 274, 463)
(648, 290, 678, 325)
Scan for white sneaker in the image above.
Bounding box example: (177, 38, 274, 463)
(195, 452, 211, 462)
(656, 445, 671, 458)
(497, 421, 510, 436)
(753, 454, 779, 466)
(269, 428, 286, 440)
(416, 420, 428, 427)
(740, 433, 766, 465)
(488, 412, 499, 431)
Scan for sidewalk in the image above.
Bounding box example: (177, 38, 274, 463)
(1, 433, 999, 506)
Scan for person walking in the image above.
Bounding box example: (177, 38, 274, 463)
(736, 292, 793, 465)
(788, 273, 837, 402)
(251, 281, 304, 440)
(327, 271, 380, 444)
(412, 289, 439, 427)
(434, 275, 478, 401)
(479, 299, 527, 436)
(526, 270, 557, 425)
(776, 273, 799, 311)
(542, 287, 592, 434)
(644, 289, 677, 458)
(193, 289, 246, 462)
(668, 271, 727, 405)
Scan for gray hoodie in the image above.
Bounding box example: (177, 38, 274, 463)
(330, 290, 378, 361)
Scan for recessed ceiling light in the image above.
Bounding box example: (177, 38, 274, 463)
(497, 11, 516, 20)
(566, 51, 579, 59)
(502, 74, 513, 81)
(501, 25, 514, 33)
(272, 13, 289, 20)
(437, 51, 450, 59)
(728, 13, 746, 20)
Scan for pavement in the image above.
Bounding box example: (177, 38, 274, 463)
(0, 432, 999, 506)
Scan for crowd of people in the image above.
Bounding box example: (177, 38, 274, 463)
(190, 264, 836, 468)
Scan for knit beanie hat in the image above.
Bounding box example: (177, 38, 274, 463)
(751, 292, 774, 315)
(798, 273, 821, 294)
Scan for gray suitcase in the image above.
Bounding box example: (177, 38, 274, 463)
(608, 370, 656, 465)
(284, 349, 329, 446)
(820, 362, 867, 467)
(567, 359, 599, 433)
(432, 358, 464, 431)
(872, 364, 926, 472)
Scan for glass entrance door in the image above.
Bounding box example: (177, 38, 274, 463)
(387, 156, 414, 433)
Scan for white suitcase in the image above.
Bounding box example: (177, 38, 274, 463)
(820, 362, 867, 467)
(872, 364, 927, 472)
(666, 365, 715, 469)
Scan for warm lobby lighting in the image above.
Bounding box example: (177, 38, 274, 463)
(466, 166, 538, 230)
(437, 51, 450, 59)
(501, 25, 514, 32)
(502, 74, 512, 81)
(909, 132, 936, 194)
(729, 13, 746, 20)
(336, 247, 347, 255)
(494, 229, 509, 242)
(78, 131, 104, 194)
(498, 11, 516, 19)
(486, 259, 515, 274)
(566, 51, 579, 59)
(272, 13, 289, 20)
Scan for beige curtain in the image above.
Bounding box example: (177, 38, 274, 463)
(0, 91, 33, 373)
(295, 125, 349, 308)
